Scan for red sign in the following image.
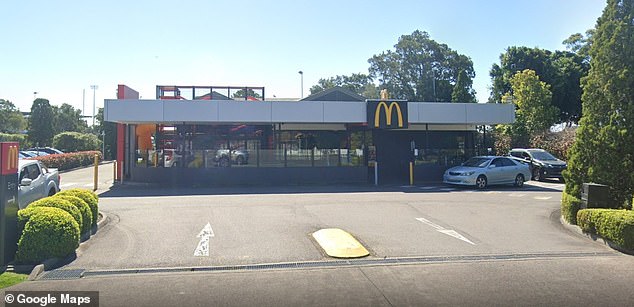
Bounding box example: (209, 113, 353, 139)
(1, 142, 19, 175)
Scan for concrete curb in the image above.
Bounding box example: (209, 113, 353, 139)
(559, 216, 634, 255)
(27, 211, 109, 280)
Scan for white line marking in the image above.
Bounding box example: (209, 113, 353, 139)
(194, 222, 215, 257)
(60, 183, 77, 188)
(508, 193, 526, 197)
(419, 187, 436, 190)
(416, 217, 475, 245)
(534, 196, 553, 200)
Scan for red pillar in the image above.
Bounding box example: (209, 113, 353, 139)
(116, 84, 140, 180)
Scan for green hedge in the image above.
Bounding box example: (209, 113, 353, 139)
(28, 197, 83, 234)
(15, 207, 80, 264)
(577, 209, 634, 250)
(29, 151, 102, 171)
(53, 132, 100, 153)
(52, 195, 92, 236)
(561, 192, 583, 225)
(57, 189, 98, 227)
(0, 133, 29, 148)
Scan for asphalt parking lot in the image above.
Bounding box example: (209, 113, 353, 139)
(8, 175, 634, 306)
(53, 179, 611, 271)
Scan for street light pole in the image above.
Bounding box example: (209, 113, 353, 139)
(90, 85, 98, 126)
(432, 68, 437, 102)
(298, 71, 303, 99)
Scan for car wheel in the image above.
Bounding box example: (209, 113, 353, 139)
(475, 175, 487, 189)
(514, 174, 525, 187)
(48, 188, 57, 196)
(236, 155, 245, 165)
(532, 167, 542, 181)
(219, 157, 230, 167)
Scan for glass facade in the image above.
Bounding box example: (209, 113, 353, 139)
(133, 124, 368, 169)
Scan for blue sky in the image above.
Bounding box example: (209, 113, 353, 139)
(1, 0, 605, 115)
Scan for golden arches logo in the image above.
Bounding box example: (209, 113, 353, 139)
(374, 101, 404, 128)
(7, 145, 18, 170)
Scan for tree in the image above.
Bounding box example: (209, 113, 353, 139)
(494, 69, 557, 152)
(451, 70, 476, 103)
(564, 0, 634, 207)
(511, 70, 558, 135)
(563, 29, 594, 61)
(232, 89, 262, 100)
(0, 99, 27, 133)
(489, 46, 588, 124)
(368, 30, 477, 102)
(28, 98, 55, 146)
(52, 103, 88, 135)
(95, 108, 116, 159)
(309, 73, 379, 98)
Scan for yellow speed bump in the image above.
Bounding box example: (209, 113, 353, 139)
(312, 228, 369, 258)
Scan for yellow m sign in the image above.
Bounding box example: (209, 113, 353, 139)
(368, 101, 408, 129)
(8, 146, 18, 170)
(1, 142, 19, 175)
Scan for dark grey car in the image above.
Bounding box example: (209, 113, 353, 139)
(509, 148, 566, 182)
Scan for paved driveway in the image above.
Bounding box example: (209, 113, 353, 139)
(59, 180, 613, 271)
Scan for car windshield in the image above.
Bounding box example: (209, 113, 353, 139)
(462, 157, 491, 168)
(530, 151, 557, 161)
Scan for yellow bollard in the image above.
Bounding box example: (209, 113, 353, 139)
(409, 162, 414, 186)
(93, 154, 99, 191)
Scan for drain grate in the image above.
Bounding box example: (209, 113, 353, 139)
(77, 251, 616, 278)
(40, 269, 85, 280)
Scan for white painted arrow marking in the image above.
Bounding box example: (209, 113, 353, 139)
(194, 222, 215, 257)
(416, 217, 475, 245)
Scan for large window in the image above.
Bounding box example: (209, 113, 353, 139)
(133, 124, 366, 169)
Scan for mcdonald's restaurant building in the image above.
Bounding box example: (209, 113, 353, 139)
(104, 85, 514, 186)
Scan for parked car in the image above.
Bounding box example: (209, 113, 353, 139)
(18, 159, 60, 209)
(443, 156, 531, 189)
(19, 151, 35, 158)
(26, 147, 64, 155)
(508, 148, 567, 182)
(214, 149, 249, 167)
(24, 150, 49, 157)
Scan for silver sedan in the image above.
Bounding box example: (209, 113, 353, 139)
(443, 156, 531, 189)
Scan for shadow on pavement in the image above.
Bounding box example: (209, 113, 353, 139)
(98, 181, 563, 198)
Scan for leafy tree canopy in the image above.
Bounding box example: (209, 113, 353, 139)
(309, 73, 379, 99)
(489, 46, 588, 124)
(28, 98, 55, 146)
(232, 89, 262, 99)
(564, 0, 634, 207)
(368, 30, 477, 102)
(52, 103, 88, 135)
(0, 99, 27, 133)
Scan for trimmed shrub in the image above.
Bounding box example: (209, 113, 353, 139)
(53, 195, 92, 235)
(15, 207, 80, 263)
(29, 151, 102, 171)
(29, 197, 83, 234)
(0, 133, 30, 148)
(561, 192, 583, 225)
(577, 209, 634, 250)
(57, 189, 98, 227)
(53, 132, 100, 152)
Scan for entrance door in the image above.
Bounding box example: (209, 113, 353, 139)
(372, 130, 412, 184)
